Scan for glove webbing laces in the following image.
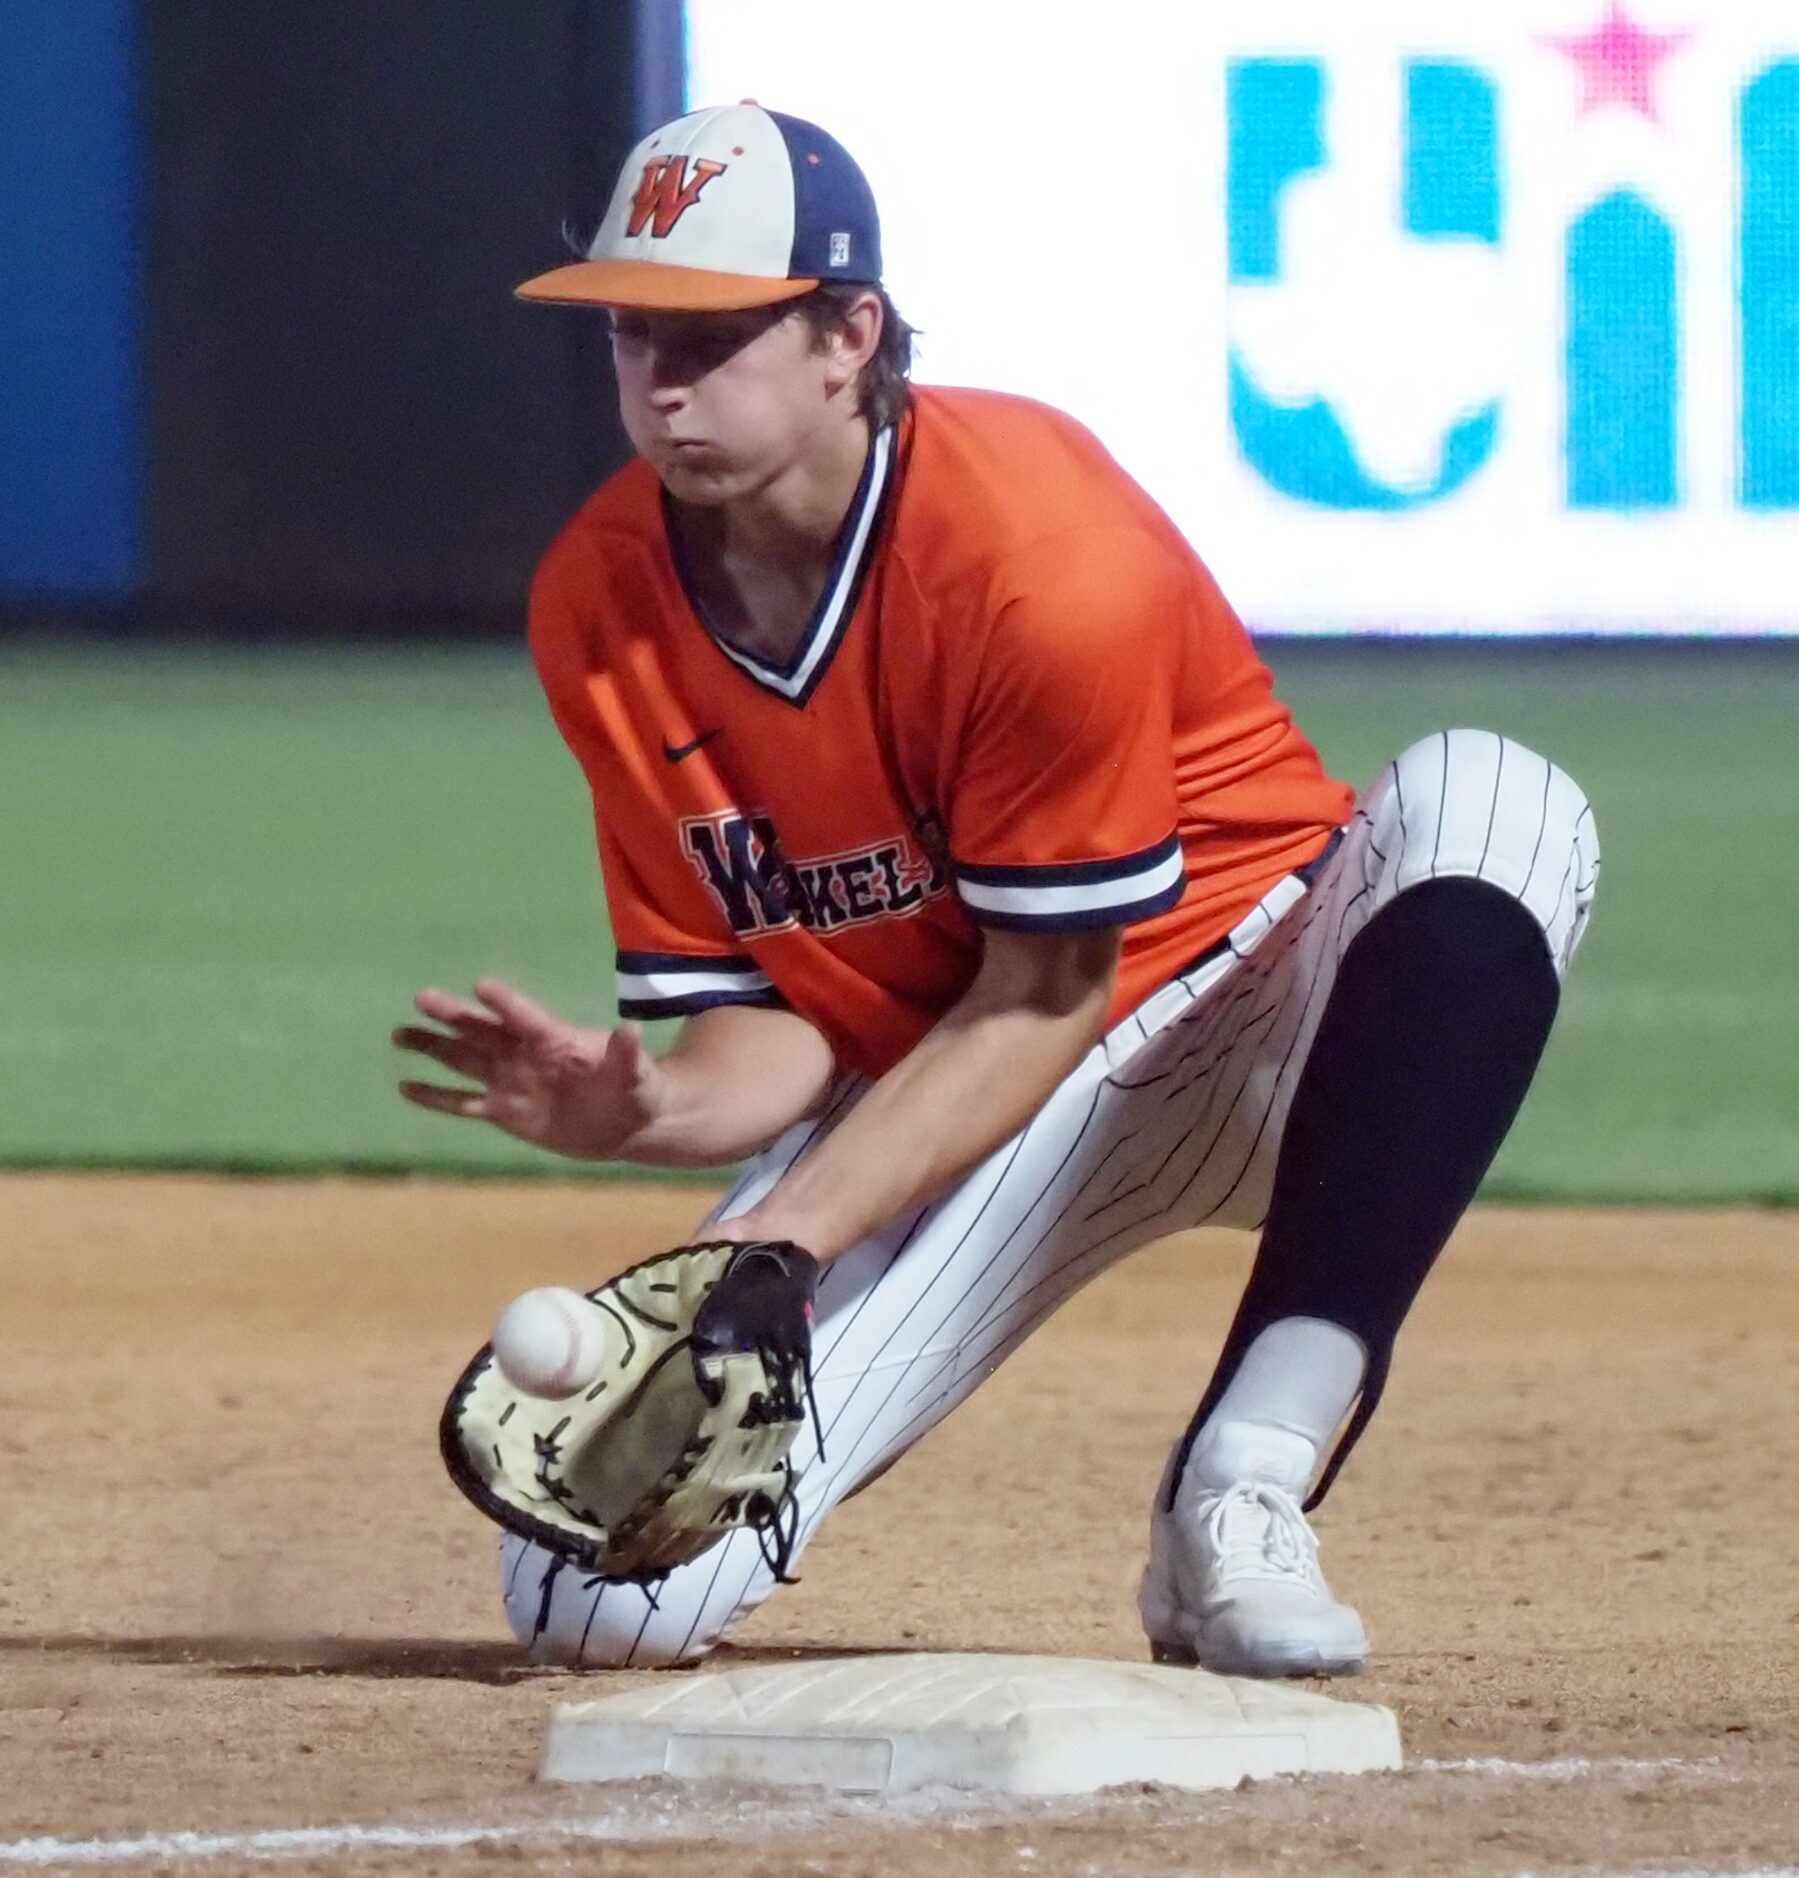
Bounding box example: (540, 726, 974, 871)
(743, 1335, 824, 1586)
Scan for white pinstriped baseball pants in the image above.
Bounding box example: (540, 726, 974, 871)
(500, 728, 1599, 1667)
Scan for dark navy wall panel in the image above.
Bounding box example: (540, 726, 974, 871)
(0, 0, 678, 631)
(140, 0, 634, 626)
(0, 0, 143, 600)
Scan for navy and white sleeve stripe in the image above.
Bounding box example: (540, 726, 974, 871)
(952, 833, 1185, 932)
(614, 951, 783, 1020)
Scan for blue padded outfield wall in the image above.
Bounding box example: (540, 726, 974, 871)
(0, 0, 141, 601)
(0, 1, 669, 630)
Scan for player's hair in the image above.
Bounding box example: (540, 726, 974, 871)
(791, 283, 915, 430)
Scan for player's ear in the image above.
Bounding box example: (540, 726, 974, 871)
(821, 290, 884, 395)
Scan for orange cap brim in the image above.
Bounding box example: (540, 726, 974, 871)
(514, 259, 820, 311)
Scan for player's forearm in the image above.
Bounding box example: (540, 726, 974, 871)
(723, 932, 1119, 1259)
(618, 1004, 837, 1168)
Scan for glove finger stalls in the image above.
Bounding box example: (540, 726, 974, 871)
(441, 1242, 813, 1583)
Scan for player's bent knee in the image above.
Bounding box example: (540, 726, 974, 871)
(1371, 730, 1598, 967)
(499, 1535, 737, 1669)
(525, 1611, 704, 1671)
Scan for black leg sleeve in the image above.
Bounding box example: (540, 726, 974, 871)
(1168, 877, 1563, 1510)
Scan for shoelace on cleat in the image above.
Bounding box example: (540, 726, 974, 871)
(1201, 1479, 1327, 1589)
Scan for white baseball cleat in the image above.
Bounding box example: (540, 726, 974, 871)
(1138, 1421, 1369, 1678)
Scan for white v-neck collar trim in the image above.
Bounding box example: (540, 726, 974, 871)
(677, 425, 895, 707)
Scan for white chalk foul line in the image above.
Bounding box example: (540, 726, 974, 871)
(1418, 1755, 1724, 1780)
(0, 1819, 620, 1867)
(0, 1788, 1055, 1869)
(0, 1761, 1757, 1868)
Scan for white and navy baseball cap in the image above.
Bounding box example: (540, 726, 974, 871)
(517, 103, 882, 311)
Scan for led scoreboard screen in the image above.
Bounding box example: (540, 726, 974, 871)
(686, 1, 1799, 635)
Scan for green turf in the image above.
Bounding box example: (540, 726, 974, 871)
(3, 639, 1794, 1201)
(1269, 642, 1799, 1204)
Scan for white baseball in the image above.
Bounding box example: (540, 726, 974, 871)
(491, 1287, 605, 1399)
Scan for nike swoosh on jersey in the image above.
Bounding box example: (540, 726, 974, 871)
(663, 728, 723, 763)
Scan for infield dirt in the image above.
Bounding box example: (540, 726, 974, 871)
(3, 1176, 1795, 1875)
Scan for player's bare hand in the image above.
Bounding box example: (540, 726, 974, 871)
(393, 978, 659, 1160)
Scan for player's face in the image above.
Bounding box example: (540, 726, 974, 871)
(608, 306, 848, 503)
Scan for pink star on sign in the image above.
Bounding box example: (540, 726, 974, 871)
(1542, 3, 1692, 121)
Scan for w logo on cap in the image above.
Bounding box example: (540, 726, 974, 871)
(627, 156, 728, 240)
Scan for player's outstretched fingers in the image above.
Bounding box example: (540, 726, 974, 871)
(473, 978, 561, 1038)
(391, 1026, 492, 1078)
(414, 988, 507, 1037)
(398, 1079, 490, 1120)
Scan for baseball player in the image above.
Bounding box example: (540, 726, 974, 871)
(394, 105, 1599, 1676)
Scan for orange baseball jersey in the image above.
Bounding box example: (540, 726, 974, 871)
(528, 385, 1355, 1077)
